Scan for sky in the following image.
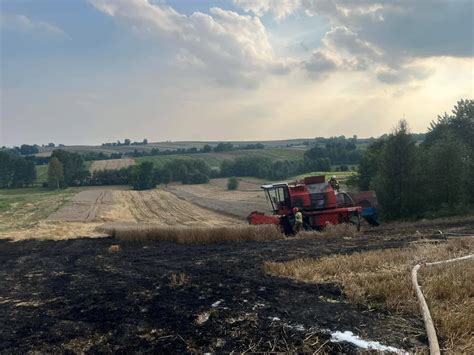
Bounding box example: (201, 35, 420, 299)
(0, 0, 473, 146)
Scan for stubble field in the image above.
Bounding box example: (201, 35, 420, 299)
(1, 181, 473, 353)
(89, 159, 136, 172)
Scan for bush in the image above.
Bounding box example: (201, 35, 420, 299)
(131, 162, 156, 190)
(184, 171, 209, 184)
(227, 177, 239, 190)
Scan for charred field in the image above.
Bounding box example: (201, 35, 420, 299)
(3, 223, 467, 354)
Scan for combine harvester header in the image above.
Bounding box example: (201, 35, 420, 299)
(247, 175, 379, 235)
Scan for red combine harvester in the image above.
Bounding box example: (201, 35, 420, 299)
(247, 175, 379, 234)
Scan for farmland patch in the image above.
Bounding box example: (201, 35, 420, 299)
(89, 159, 135, 172)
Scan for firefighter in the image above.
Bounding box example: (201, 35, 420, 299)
(293, 207, 303, 233)
(328, 175, 340, 192)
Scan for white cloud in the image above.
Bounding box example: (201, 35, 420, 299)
(0, 14, 68, 38)
(234, 0, 474, 84)
(234, 0, 301, 21)
(89, 0, 292, 88)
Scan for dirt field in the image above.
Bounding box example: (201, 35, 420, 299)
(1, 186, 242, 241)
(89, 159, 135, 172)
(2, 183, 473, 352)
(111, 190, 242, 227)
(47, 189, 116, 222)
(166, 178, 271, 219)
(3, 217, 473, 353)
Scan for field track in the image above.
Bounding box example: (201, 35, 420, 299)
(46, 188, 242, 227)
(47, 189, 115, 222)
(166, 178, 270, 219)
(115, 190, 242, 226)
(89, 159, 135, 172)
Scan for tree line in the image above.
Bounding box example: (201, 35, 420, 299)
(349, 99, 473, 220)
(0, 152, 36, 188)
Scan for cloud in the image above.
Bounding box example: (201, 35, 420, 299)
(303, 50, 336, 77)
(0, 14, 68, 38)
(234, 0, 301, 21)
(376, 65, 434, 85)
(234, 0, 473, 84)
(89, 0, 292, 88)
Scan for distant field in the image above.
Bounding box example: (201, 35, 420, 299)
(0, 188, 74, 234)
(35, 161, 92, 184)
(295, 171, 356, 181)
(35, 139, 313, 157)
(136, 148, 306, 168)
(89, 159, 135, 172)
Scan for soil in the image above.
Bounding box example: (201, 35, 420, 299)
(166, 178, 271, 219)
(2, 180, 474, 353)
(3, 187, 243, 241)
(47, 190, 116, 222)
(89, 159, 136, 172)
(4, 218, 473, 353)
(113, 190, 242, 227)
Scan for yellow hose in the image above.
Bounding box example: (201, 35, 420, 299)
(411, 254, 474, 355)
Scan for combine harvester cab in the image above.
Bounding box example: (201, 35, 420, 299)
(247, 175, 379, 234)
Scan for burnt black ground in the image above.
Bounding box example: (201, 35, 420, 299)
(1, 217, 473, 354)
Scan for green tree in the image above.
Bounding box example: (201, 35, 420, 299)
(349, 138, 386, 190)
(131, 162, 156, 190)
(51, 149, 89, 186)
(19, 144, 39, 155)
(0, 152, 14, 188)
(202, 144, 212, 153)
(227, 177, 239, 190)
(161, 169, 172, 186)
(426, 99, 474, 150)
(48, 157, 65, 190)
(373, 120, 420, 219)
(423, 133, 469, 207)
(12, 159, 36, 187)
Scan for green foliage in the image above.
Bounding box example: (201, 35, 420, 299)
(373, 120, 420, 219)
(90, 167, 132, 186)
(51, 149, 90, 186)
(136, 148, 305, 169)
(304, 136, 362, 167)
(19, 144, 39, 155)
(227, 177, 239, 190)
(0, 151, 36, 188)
(351, 139, 386, 190)
(156, 158, 212, 184)
(353, 100, 473, 220)
(213, 142, 234, 152)
(48, 157, 65, 189)
(220, 156, 302, 180)
(183, 171, 210, 184)
(159, 169, 172, 185)
(131, 162, 156, 190)
(422, 133, 471, 206)
(426, 99, 474, 151)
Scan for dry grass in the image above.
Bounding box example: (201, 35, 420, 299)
(107, 245, 121, 253)
(420, 261, 474, 353)
(169, 272, 190, 288)
(297, 223, 359, 238)
(100, 224, 283, 244)
(265, 238, 474, 354)
(89, 159, 135, 172)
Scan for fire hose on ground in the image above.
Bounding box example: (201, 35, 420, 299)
(411, 253, 474, 355)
